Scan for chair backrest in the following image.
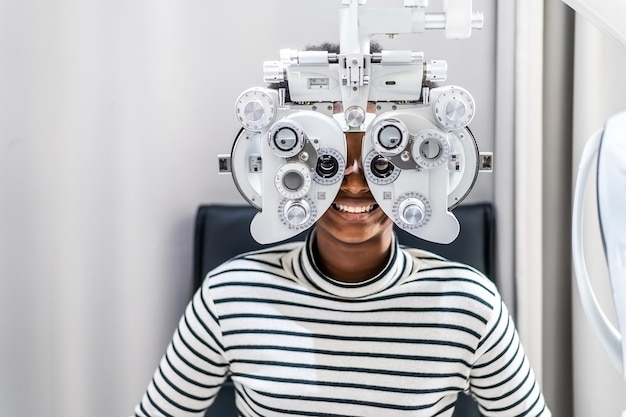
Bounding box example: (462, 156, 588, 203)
(193, 202, 495, 417)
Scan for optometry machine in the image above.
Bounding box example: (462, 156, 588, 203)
(218, 0, 492, 245)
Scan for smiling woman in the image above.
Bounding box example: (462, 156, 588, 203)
(0, 1, 511, 417)
(132, 94, 551, 417)
(132, 6, 549, 411)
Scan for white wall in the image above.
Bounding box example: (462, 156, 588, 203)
(0, 1, 496, 416)
(571, 15, 626, 417)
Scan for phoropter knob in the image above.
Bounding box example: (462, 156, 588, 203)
(283, 199, 311, 226)
(398, 197, 427, 226)
(235, 88, 276, 131)
(432, 86, 475, 130)
(424, 60, 447, 83)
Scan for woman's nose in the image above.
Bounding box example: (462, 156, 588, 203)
(341, 158, 369, 194)
(340, 132, 369, 193)
(344, 158, 361, 176)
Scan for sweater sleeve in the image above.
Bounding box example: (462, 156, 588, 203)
(469, 298, 551, 417)
(132, 283, 230, 417)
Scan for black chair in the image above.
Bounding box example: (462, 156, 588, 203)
(194, 203, 495, 417)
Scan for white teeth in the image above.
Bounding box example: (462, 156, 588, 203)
(334, 204, 376, 214)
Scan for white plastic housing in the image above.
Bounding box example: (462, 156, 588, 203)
(572, 111, 626, 378)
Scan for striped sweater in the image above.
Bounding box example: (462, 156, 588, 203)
(133, 236, 550, 417)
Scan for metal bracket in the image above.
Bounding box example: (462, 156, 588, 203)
(217, 154, 232, 173)
(479, 152, 493, 172)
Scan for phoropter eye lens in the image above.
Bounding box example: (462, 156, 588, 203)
(312, 148, 345, 186)
(371, 155, 395, 178)
(283, 171, 304, 191)
(420, 139, 442, 160)
(273, 127, 298, 151)
(315, 155, 339, 179)
(378, 125, 402, 150)
(275, 162, 312, 199)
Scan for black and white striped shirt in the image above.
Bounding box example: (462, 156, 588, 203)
(134, 236, 550, 417)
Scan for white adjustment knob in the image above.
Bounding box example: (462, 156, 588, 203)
(393, 192, 432, 230)
(398, 197, 427, 226)
(344, 106, 366, 128)
(283, 199, 311, 226)
(432, 86, 475, 130)
(424, 60, 447, 82)
(263, 61, 286, 83)
(235, 88, 276, 131)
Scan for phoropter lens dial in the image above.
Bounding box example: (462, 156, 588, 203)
(432, 86, 475, 130)
(313, 148, 346, 185)
(372, 155, 394, 178)
(363, 150, 401, 185)
(268, 120, 305, 158)
(379, 125, 402, 149)
(313, 147, 345, 185)
(283, 199, 311, 226)
(275, 162, 312, 200)
(277, 196, 317, 231)
(393, 192, 432, 229)
(274, 128, 298, 151)
(412, 129, 451, 169)
(371, 118, 409, 157)
(235, 88, 276, 131)
(317, 155, 339, 178)
(399, 198, 426, 225)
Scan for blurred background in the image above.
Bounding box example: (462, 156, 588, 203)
(1, 0, 625, 416)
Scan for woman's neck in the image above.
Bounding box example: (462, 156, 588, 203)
(312, 229, 394, 283)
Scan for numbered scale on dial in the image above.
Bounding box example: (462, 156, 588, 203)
(235, 88, 277, 131)
(432, 86, 475, 130)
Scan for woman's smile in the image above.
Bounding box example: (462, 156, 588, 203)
(331, 202, 378, 214)
(327, 195, 383, 222)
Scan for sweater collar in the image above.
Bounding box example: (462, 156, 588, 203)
(295, 232, 407, 299)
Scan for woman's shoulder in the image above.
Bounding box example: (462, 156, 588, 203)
(203, 240, 305, 284)
(400, 245, 499, 299)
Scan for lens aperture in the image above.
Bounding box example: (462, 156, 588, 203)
(283, 171, 304, 191)
(316, 155, 339, 179)
(378, 125, 402, 150)
(371, 155, 394, 178)
(274, 127, 298, 151)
